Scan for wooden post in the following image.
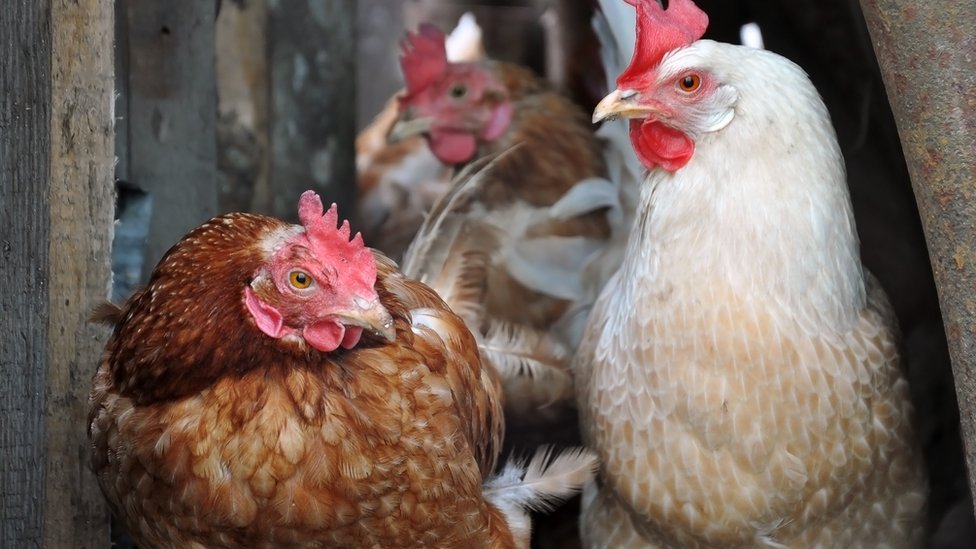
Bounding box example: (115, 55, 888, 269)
(123, 0, 218, 276)
(216, 0, 271, 213)
(266, 0, 356, 222)
(860, 0, 976, 510)
(0, 0, 114, 546)
(46, 0, 116, 543)
(0, 2, 54, 541)
(356, 0, 404, 132)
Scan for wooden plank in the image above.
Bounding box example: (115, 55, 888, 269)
(860, 0, 976, 511)
(0, 2, 53, 545)
(355, 0, 404, 132)
(216, 0, 271, 213)
(44, 0, 115, 546)
(125, 0, 218, 276)
(267, 0, 356, 222)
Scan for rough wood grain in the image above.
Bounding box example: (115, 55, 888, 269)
(44, 0, 115, 546)
(125, 0, 218, 276)
(267, 0, 356, 222)
(860, 0, 976, 513)
(0, 2, 53, 546)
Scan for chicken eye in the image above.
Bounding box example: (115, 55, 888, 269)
(677, 74, 702, 93)
(289, 271, 313, 289)
(448, 83, 468, 99)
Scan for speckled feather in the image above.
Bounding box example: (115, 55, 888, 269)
(88, 212, 514, 548)
(575, 39, 927, 547)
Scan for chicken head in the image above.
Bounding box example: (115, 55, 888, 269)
(593, 0, 737, 172)
(391, 23, 513, 165)
(245, 191, 395, 352)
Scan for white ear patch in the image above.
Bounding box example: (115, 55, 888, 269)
(703, 84, 738, 133)
(704, 107, 735, 132)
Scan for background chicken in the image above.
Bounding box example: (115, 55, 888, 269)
(388, 18, 628, 420)
(575, 0, 927, 546)
(356, 13, 486, 261)
(88, 191, 595, 547)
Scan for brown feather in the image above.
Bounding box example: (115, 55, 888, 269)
(90, 301, 123, 325)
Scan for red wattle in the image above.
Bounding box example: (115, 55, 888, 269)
(429, 130, 477, 165)
(340, 326, 364, 350)
(630, 119, 694, 172)
(303, 320, 344, 352)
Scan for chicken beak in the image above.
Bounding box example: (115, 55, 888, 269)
(334, 297, 396, 342)
(387, 116, 434, 143)
(592, 89, 663, 123)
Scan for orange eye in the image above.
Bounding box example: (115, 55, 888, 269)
(289, 271, 313, 289)
(677, 73, 702, 93)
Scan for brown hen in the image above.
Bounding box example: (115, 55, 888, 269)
(88, 191, 595, 548)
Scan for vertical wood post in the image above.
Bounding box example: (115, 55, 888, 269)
(0, 3, 54, 541)
(356, 0, 404, 132)
(46, 0, 116, 542)
(123, 0, 218, 276)
(0, 0, 114, 545)
(266, 0, 356, 222)
(859, 0, 976, 506)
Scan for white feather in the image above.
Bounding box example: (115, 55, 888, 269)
(549, 177, 621, 221)
(484, 446, 599, 513)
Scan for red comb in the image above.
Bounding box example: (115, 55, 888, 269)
(617, 0, 709, 89)
(298, 191, 372, 267)
(399, 23, 448, 97)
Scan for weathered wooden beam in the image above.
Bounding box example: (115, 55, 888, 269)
(0, 0, 114, 545)
(124, 0, 218, 276)
(46, 0, 115, 543)
(266, 0, 356, 222)
(0, 2, 54, 541)
(356, 0, 404, 132)
(859, 0, 976, 503)
(216, 0, 271, 213)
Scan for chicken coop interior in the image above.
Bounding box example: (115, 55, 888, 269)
(3, 0, 975, 547)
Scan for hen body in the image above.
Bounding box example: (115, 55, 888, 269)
(576, 2, 927, 546)
(89, 205, 525, 547)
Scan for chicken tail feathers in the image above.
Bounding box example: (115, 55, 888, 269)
(484, 446, 598, 514)
(479, 320, 573, 406)
(90, 301, 123, 326)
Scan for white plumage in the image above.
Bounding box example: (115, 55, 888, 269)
(575, 3, 927, 547)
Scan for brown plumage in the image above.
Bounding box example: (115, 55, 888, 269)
(88, 192, 596, 548)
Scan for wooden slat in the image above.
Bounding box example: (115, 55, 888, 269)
(1, 0, 114, 545)
(860, 0, 976, 510)
(267, 0, 356, 222)
(0, 2, 54, 545)
(125, 0, 218, 276)
(355, 0, 404, 132)
(44, 0, 115, 546)
(216, 0, 271, 213)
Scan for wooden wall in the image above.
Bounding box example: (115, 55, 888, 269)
(0, 0, 114, 546)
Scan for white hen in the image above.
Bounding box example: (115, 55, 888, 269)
(575, 0, 927, 546)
